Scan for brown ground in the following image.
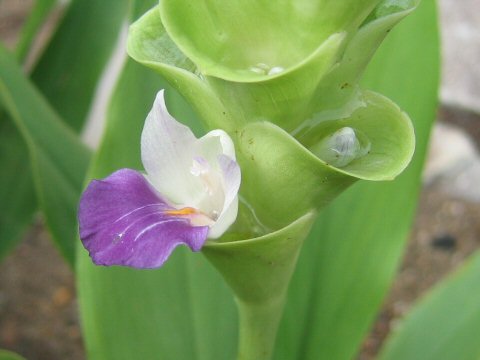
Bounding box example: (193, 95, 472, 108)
(0, 225, 84, 360)
(1, 2, 479, 360)
(0, 1, 31, 48)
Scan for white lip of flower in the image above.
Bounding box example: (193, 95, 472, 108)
(141, 90, 241, 239)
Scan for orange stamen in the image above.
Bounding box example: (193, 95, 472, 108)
(165, 207, 198, 216)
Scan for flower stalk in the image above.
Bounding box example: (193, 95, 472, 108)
(203, 212, 316, 360)
(236, 297, 285, 360)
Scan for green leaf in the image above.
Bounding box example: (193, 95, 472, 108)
(275, 0, 440, 359)
(378, 250, 480, 360)
(0, 0, 57, 260)
(0, 44, 90, 266)
(31, 0, 130, 130)
(0, 350, 26, 360)
(0, 0, 130, 263)
(0, 117, 36, 260)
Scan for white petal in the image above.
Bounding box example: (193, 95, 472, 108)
(208, 155, 241, 238)
(208, 195, 238, 238)
(193, 130, 238, 217)
(141, 91, 204, 205)
(141, 90, 241, 239)
(201, 129, 237, 160)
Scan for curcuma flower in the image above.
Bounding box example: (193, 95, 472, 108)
(78, 91, 241, 269)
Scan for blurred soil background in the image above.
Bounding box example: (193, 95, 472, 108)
(0, 0, 479, 359)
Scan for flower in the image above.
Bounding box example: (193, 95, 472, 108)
(78, 91, 241, 269)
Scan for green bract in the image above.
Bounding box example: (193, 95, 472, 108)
(127, 1, 417, 359)
(127, 0, 417, 235)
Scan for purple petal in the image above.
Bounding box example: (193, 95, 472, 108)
(78, 169, 209, 269)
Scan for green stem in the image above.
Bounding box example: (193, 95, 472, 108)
(203, 213, 317, 360)
(236, 296, 285, 360)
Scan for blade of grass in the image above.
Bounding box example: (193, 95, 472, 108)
(0, 116, 36, 260)
(0, 0, 129, 264)
(0, 0, 59, 260)
(0, 44, 90, 266)
(31, 0, 130, 131)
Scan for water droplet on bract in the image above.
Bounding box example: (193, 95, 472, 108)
(249, 66, 264, 75)
(249, 63, 284, 76)
(312, 127, 371, 168)
(268, 66, 284, 76)
(249, 63, 268, 75)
